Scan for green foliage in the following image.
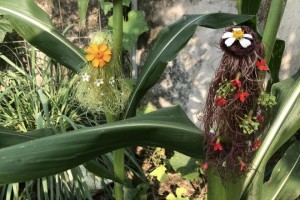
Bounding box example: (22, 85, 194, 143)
(168, 152, 199, 181)
(0, 106, 202, 184)
(0, 17, 12, 43)
(166, 187, 189, 200)
(236, 0, 262, 15)
(0, 0, 85, 72)
(108, 10, 149, 51)
(78, 0, 90, 25)
(262, 141, 300, 200)
(150, 165, 168, 182)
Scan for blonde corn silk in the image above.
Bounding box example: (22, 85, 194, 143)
(75, 31, 131, 115)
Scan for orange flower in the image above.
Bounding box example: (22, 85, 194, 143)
(86, 44, 112, 68)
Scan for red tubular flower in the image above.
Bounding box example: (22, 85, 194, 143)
(230, 79, 242, 88)
(235, 90, 249, 103)
(256, 59, 269, 71)
(252, 140, 261, 150)
(215, 97, 228, 107)
(202, 162, 209, 170)
(257, 114, 264, 124)
(237, 157, 247, 171)
(213, 138, 223, 151)
(240, 161, 247, 171)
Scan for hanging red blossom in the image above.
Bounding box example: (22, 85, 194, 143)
(256, 59, 269, 71)
(230, 78, 242, 88)
(235, 90, 249, 103)
(213, 139, 223, 151)
(202, 162, 209, 170)
(240, 160, 247, 171)
(252, 140, 261, 150)
(215, 97, 228, 107)
(257, 115, 264, 124)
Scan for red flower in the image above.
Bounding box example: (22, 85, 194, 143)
(230, 79, 242, 88)
(202, 162, 209, 170)
(256, 59, 269, 71)
(257, 115, 264, 124)
(235, 90, 249, 103)
(240, 161, 247, 171)
(213, 139, 223, 151)
(252, 140, 261, 150)
(215, 97, 228, 107)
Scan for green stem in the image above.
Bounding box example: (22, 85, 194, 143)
(262, 0, 287, 64)
(112, 0, 124, 199)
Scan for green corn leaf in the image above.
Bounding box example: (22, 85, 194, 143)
(0, 0, 85, 72)
(236, 0, 262, 15)
(124, 13, 254, 118)
(0, 126, 55, 148)
(0, 106, 202, 184)
(269, 39, 285, 85)
(262, 141, 300, 200)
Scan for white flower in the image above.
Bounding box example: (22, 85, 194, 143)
(95, 79, 104, 87)
(209, 128, 215, 135)
(82, 73, 90, 82)
(222, 161, 226, 167)
(109, 77, 115, 85)
(222, 28, 253, 48)
(245, 140, 252, 147)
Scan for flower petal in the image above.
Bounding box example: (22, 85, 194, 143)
(239, 38, 251, 48)
(86, 54, 95, 61)
(92, 59, 99, 67)
(222, 32, 233, 39)
(225, 37, 236, 47)
(103, 55, 111, 62)
(99, 59, 106, 67)
(99, 44, 108, 52)
(243, 34, 253, 39)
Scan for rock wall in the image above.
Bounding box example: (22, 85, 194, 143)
(138, 0, 300, 125)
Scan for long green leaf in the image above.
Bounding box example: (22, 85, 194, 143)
(0, 0, 85, 72)
(0, 106, 202, 184)
(0, 126, 55, 148)
(262, 141, 300, 200)
(236, 0, 262, 15)
(124, 13, 254, 118)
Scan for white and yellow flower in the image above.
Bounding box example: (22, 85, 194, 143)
(222, 28, 253, 48)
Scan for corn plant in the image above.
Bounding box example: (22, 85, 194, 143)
(0, 0, 299, 199)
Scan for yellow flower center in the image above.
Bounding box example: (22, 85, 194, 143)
(233, 29, 244, 39)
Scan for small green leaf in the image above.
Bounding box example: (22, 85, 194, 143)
(169, 151, 198, 180)
(109, 10, 148, 50)
(150, 165, 168, 182)
(166, 187, 189, 200)
(78, 0, 89, 24)
(0, 17, 12, 42)
(98, 0, 113, 15)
